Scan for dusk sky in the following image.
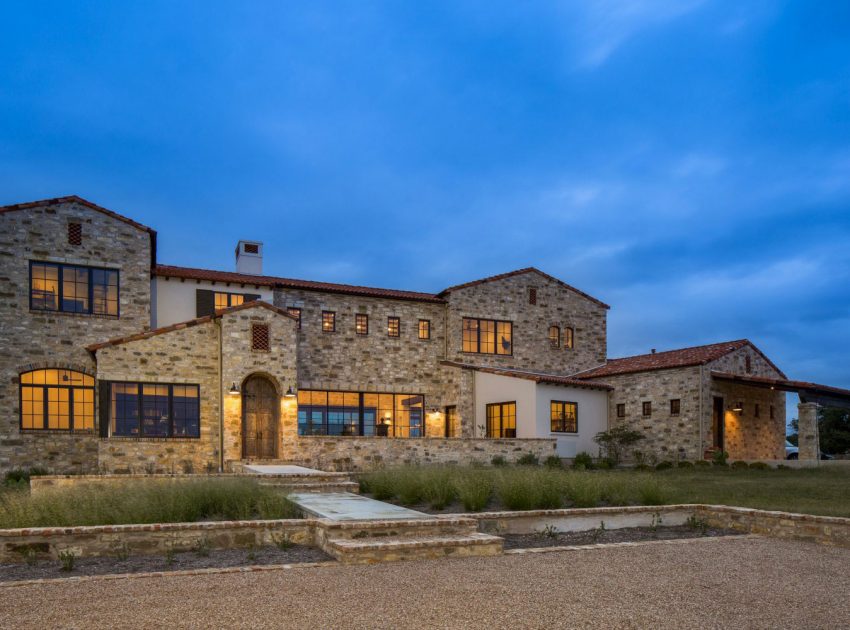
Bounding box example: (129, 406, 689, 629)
(2, 2, 849, 406)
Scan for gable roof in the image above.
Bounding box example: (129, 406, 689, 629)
(0, 195, 157, 267)
(86, 300, 296, 352)
(440, 360, 613, 390)
(154, 264, 446, 303)
(437, 267, 610, 309)
(574, 339, 786, 379)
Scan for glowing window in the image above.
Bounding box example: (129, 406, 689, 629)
(550, 401, 578, 433)
(486, 402, 516, 438)
(387, 317, 400, 337)
(548, 326, 560, 348)
(418, 319, 430, 340)
(564, 327, 574, 349)
(322, 311, 335, 332)
(30, 262, 118, 316)
(19, 369, 94, 431)
(462, 318, 512, 355)
(356, 314, 369, 336)
(214, 292, 245, 310)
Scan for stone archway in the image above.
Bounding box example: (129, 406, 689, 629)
(241, 374, 279, 459)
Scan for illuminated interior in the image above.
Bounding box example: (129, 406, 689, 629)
(30, 262, 118, 316)
(20, 369, 94, 431)
(462, 318, 512, 355)
(548, 325, 560, 348)
(297, 390, 424, 437)
(550, 400, 577, 433)
(214, 292, 245, 310)
(486, 401, 516, 438)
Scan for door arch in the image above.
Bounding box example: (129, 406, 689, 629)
(241, 374, 279, 459)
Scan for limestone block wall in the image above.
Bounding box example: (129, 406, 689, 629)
(0, 199, 153, 473)
(444, 271, 607, 375)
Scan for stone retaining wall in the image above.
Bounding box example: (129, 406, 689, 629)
(277, 437, 557, 471)
(694, 505, 850, 547)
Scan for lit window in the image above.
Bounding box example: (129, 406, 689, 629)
(616, 403, 625, 418)
(564, 327, 574, 349)
(30, 262, 118, 317)
(548, 325, 560, 348)
(252, 324, 270, 351)
(297, 390, 424, 438)
(214, 292, 246, 310)
(110, 382, 199, 438)
(550, 401, 578, 433)
(387, 316, 400, 337)
(356, 314, 369, 336)
(670, 399, 680, 416)
(418, 319, 430, 340)
(462, 318, 512, 355)
(486, 402, 516, 438)
(642, 401, 652, 417)
(287, 307, 301, 329)
(444, 405, 457, 437)
(19, 369, 94, 431)
(322, 311, 335, 332)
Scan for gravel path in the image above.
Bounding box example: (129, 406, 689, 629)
(1, 537, 847, 629)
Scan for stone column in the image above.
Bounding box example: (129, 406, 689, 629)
(797, 402, 819, 461)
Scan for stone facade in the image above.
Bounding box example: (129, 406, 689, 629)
(0, 199, 153, 473)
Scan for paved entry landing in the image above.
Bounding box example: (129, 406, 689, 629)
(243, 464, 326, 475)
(288, 492, 430, 521)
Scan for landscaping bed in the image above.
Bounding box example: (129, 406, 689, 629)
(501, 524, 739, 550)
(0, 544, 332, 582)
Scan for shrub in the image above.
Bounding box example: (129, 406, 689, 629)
(730, 460, 750, 470)
(776, 464, 791, 470)
(749, 462, 771, 471)
(3, 467, 49, 487)
(497, 470, 537, 510)
(421, 468, 457, 510)
(362, 470, 396, 501)
(573, 452, 594, 470)
(636, 477, 671, 506)
(694, 460, 711, 467)
(677, 461, 694, 468)
(655, 461, 674, 471)
(593, 426, 646, 465)
(596, 458, 614, 470)
(562, 473, 601, 508)
(712, 450, 729, 466)
(543, 455, 563, 470)
(453, 471, 493, 512)
(491, 455, 508, 467)
(394, 468, 425, 505)
(516, 453, 540, 467)
(58, 550, 76, 572)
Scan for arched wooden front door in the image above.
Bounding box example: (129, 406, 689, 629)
(241, 375, 279, 459)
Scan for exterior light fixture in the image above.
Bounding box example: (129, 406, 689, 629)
(284, 386, 296, 398)
(229, 382, 240, 395)
(732, 402, 743, 412)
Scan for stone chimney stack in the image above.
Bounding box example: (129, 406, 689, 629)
(236, 240, 263, 275)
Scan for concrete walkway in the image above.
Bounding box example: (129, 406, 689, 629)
(288, 492, 430, 521)
(242, 464, 326, 475)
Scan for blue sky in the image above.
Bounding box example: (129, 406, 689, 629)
(2, 2, 849, 405)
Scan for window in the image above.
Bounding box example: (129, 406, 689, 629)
(355, 313, 369, 336)
(30, 261, 118, 317)
(528, 288, 537, 305)
(67, 222, 82, 246)
(548, 325, 560, 348)
(770, 405, 775, 419)
(214, 292, 245, 310)
(642, 401, 652, 417)
(550, 401, 578, 433)
(616, 403, 626, 418)
(387, 316, 400, 337)
(445, 405, 457, 438)
(110, 382, 200, 438)
(418, 319, 430, 340)
(670, 399, 680, 416)
(462, 318, 512, 355)
(287, 307, 301, 329)
(564, 327, 574, 349)
(297, 390, 424, 437)
(322, 311, 335, 332)
(745, 355, 752, 374)
(252, 323, 270, 351)
(754, 403, 760, 418)
(486, 402, 516, 438)
(20, 369, 94, 431)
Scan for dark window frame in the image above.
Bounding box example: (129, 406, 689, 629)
(387, 316, 400, 338)
(485, 401, 517, 438)
(642, 401, 652, 417)
(355, 313, 369, 336)
(550, 400, 578, 433)
(213, 291, 250, 310)
(754, 403, 760, 418)
(418, 319, 431, 340)
(18, 369, 95, 432)
(29, 260, 120, 318)
(322, 310, 336, 333)
(286, 307, 302, 330)
(108, 381, 201, 439)
(548, 325, 560, 348)
(670, 399, 680, 416)
(462, 317, 513, 355)
(444, 405, 457, 438)
(297, 389, 425, 438)
(616, 403, 626, 418)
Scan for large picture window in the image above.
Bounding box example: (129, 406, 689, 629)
(462, 318, 512, 355)
(297, 390, 424, 438)
(110, 382, 200, 438)
(19, 369, 95, 431)
(214, 292, 245, 310)
(486, 402, 516, 438)
(30, 261, 119, 317)
(550, 401, 578, 433)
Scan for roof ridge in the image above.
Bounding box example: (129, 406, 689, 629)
(605, 339, 749, 363)
(0, 195, 156, 235)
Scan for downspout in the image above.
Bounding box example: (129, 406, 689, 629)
(698, 364, 704, 459)
(216, 316, 225, 473)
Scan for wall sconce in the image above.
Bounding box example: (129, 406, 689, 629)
(228, 382, 240, 395)
(284, 386, 297, 398)
(731, 402, 743, 412)
(428, 407, 441, 414)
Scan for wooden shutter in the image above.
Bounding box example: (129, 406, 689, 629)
(196, 289, 215, 317)
(98, 382, 110, 438)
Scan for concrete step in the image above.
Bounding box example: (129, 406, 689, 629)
(261, 480, 361, 494)
(323, 532, 504, 564)
(318, 516, 479, 540)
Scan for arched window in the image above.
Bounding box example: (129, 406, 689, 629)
(548, 325, 560, 348)
(20, 369, 95, 431)
(564, 327, 574, 349)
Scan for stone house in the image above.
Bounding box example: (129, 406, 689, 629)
(1, 196, 846, 473)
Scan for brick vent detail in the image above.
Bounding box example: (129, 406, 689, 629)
(68, 222, 82, 245)
(252, 323, 270, 351)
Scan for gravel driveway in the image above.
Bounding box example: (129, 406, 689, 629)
(1, 537, 847, 629)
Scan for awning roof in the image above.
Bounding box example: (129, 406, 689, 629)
(710, 371, 850, 409)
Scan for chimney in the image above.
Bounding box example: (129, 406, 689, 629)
(651, 348, 656, 354)
(236, 240, 263, 275)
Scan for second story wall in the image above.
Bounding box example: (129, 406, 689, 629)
(153, 275, 274, 328)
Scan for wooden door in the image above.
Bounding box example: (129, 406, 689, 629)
(242, 375, 278, 458)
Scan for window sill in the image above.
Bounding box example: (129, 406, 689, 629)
(29, 309, 119, 320)
(550, 431, 579, 435)
(106, 436, 201, 442)
(19, 429, 96, 435)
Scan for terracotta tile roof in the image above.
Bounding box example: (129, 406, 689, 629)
(575, 339, 786, 379)
(440, 360, 614, 390)
(86, 300, 296, 352)
(0, 195, 156, 235)
(154, 264, 446, 303)
(437, 267, 610, 310)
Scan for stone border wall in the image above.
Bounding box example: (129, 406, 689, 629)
(693, 505, 850, 547)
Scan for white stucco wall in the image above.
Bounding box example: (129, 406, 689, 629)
(152, 276, 274, 328)
(473, 371, 609, 458)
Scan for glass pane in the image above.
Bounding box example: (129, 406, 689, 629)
(62, 266, 89, 313)
(215, 293, 228, 310)
(74, 387, 95, 431)
(142, 384, 169, 436)
(363, 393, 379, 437)
(462, 318, 478, 352)
(480, 320, 495, 354)
(231, 294, 244, 306)
(172, 385, 200, 437)
(496, 322, 512, 355)
(31, 263, 59, 311)
(21, 386, 43, 429)
(93, 270, 119, 316)
(503, 403, 516, 437)
(47, 387, 70, 429)
(112, 383, 139, 436)
(20, 372, 33, 384)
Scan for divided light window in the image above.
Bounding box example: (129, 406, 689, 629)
(642, 401, 652, 417)
(356, 314, 369, 336)
(564, 327, 574, 349)
(550, 401, 578, 433)
(30, 261, 119, 317)
(214, 292, 245, 310)
(486, 402, 516, 438)
(387, 316, 400, 337)
(287, 307, 301, 329)
(462, 318, 512, 355)
(548, 325, 560, 348)
(670, 399, 680, 416)
(616, 403, 626, 418)
(297, 390, 424, 437)
(110, 383, 200, 438)
(322, 311, 336, 332)
(20, 369, 94, 431)
(418, 319, 430, 340)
